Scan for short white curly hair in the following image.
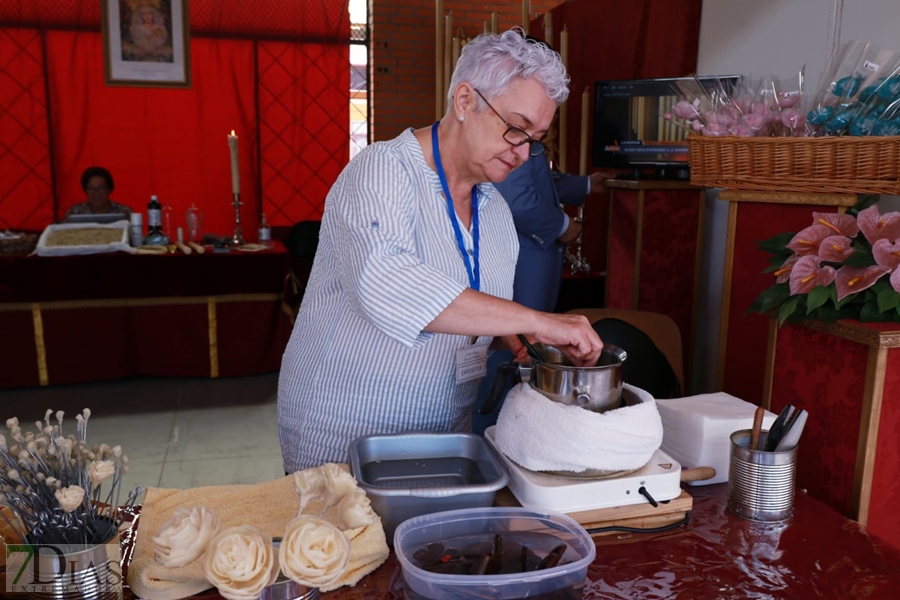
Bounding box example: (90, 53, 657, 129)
(447, 28, 570, 112)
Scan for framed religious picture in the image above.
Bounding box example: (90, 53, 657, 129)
(102, 0, 191, 87)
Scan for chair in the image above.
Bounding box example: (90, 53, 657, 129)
(566, 308, 684, 398)
(282, 220, 321, 322)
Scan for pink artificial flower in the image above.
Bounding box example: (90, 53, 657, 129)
(892, 268, 900, 293)
(691, 119, 704, 132)
(780, 108, 805, 129)
(742, 112, 768, 131)
(672, 100, 700, 120)
(818, 235, 855, 263)
(872, 238, 900, 271)
(789, 255, 836, 295)
(812, 212, 859, 237)
(857, 205, 900, 244)
(702, 123, 728, 136)
(774, 254, 798, 284)
(786, 224, 832, 256)
(664, 112, 673, 120)
(729, 124, 755, 137)
(749, 101, 768, 115)
(776, 91, 801, 108)
(835, 265, 891, 301)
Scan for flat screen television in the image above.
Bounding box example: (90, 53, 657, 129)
(592, 75, 740, 179)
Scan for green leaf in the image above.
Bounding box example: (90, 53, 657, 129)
(860, 300, 890, 322)
(877, 289, 900, 313)
(757, 232, 796, 256)
(850, 195, 878, 216)
(747, 283, 791, 315)
(807, 286, 831, 313)
(871, 277, 893, 294)
(813, 304, 842, 322)
(777, 297, 798, 326)
(842, 240, 875, 267)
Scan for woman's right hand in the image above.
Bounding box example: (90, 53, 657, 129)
(528, 312, 604, 366)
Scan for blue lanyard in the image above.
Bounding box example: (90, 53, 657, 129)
(431, 121, 480, 291)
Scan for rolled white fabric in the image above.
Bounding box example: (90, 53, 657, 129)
(494, 383, 663, 473)
(279, 516, 351, 588)
(153, 506, 221, 568)
(202, 525, 278, 600)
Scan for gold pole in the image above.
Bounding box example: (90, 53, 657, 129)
(435, 0, 444, 120)
(558, 26, 569, 172)
(444, 14, 453, 114)
(491, 12, 499, 34)
(522, 0, 531, 29)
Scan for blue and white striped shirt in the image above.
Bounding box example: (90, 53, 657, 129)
(278, 128, 519, 472)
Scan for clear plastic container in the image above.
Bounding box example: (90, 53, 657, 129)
(394, 506, 596, 599)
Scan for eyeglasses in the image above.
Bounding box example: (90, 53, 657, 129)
(86, 186, 109, 192)
(473, 88, 545, 157)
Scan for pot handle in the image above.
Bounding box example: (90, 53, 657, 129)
(478, 361, 520, 415)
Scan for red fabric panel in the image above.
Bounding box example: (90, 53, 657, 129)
(0, 27, 55, 230)
(0, 1, 347, 40)
(723, 202, 841, 404)
(770, 323, 868, 518)
(869, 346, 900, 549)
(551, 0, 702, 270)
(46, 31, 258, 237)
(258, 40, 349, 226)
(606, 189, 638, 309)
(0, 310, 39, 388)
(636, 188, 701, 371)
(216, 300, 292, 376)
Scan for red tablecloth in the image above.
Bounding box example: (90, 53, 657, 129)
(117, 484, 900, 599)
(0, 243, 293, 389)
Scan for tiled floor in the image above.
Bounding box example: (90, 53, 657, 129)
(0, 372, 284, 495)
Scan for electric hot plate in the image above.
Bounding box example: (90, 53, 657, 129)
(485, 427, 682, 514)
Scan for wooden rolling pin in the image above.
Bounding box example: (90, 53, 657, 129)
(680, 467, 716, 483)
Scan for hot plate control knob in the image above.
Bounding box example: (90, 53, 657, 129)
(574, 387, 591, 407)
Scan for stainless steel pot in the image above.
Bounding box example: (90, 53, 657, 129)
(522, 343, 627, 412)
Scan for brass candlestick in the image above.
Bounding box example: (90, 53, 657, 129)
(230, 192, 245, 246)
(565, 215, 591, 275)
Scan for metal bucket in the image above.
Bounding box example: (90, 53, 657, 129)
(22, 520, 122, 600)
(727, 429, 797, 523)
(525, 344, 627, 412)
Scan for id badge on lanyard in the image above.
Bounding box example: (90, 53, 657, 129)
(433, 122, 488, 384)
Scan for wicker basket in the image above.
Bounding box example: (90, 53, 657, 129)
(688, 135, 900, 195)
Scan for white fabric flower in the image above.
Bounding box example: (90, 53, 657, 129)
(202, 525, 278, 600)
(87, 460, 115, 491)
(279, 516, 350, 588)
(293, 467, 325, 514)
(153, 506, 222, 568)
(55, 485, 85, 512)
(336, 488, 377, 530)
(321, 463, 356, 505)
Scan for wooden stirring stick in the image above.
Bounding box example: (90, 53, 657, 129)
(750, 405, 765, 451)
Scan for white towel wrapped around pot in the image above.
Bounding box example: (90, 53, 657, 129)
(493, 383, 663, 473)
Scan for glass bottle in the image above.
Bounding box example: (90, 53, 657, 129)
(143, 195, 169, 246)
(258, 213, 271, 244)
(162, 203, 174, 241)
(185, 204, 203, 242)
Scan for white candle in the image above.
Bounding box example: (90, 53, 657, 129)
(228, 130, 240, 195)
(543, 11, 553, 46)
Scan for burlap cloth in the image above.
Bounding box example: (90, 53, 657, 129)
(126, 465, 389, 600)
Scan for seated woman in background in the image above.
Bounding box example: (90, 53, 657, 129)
(65, 166, 132, 220)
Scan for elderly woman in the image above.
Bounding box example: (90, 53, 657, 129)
(65, 167, 132, 220)
(278, 30, 603, 472)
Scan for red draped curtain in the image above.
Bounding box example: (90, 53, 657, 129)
(0, 0, 349, 236)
